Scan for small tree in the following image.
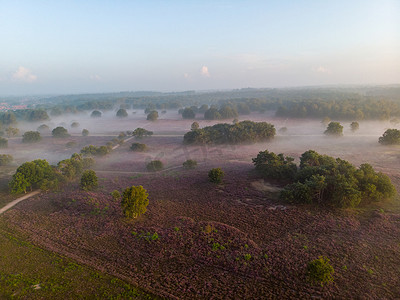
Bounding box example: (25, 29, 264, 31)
(208, 168, 224, 184)
(80, 170, 98, 191)
(132, 128, 153, 139)
(130, 143, 148, 152)
(116, 108, 128, 118)
(22, 131, 41, 143)
(324, 122, 343, 136)
(183, 159, 197, 169)
(121, 185, 149, 218)
(82, 129, 89, 136)
(306, 256, 334, 286)
(52, 126, 70, 138)
(147, 111, 159, 121)
(182, 108, 196, 119)
(91, 110, 102, 118)
(111, 190, 121, 201)
(350, 121, 359, 132)
(146, 160, 163, 171)
(0, 137, 8, 148)
(378, 129, 400, 145)
(71, 122, 80, 128)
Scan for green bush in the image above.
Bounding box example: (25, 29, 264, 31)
(146, 160, 163, 172)
(183, 159, 197, 169)
(80, 170, 98, 191)
(306, 256, 334, 286)
(208, 168, 224, 184)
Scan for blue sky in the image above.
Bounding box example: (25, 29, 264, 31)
(0, 0, 399, 95)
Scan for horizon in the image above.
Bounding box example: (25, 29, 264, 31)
(1, 1, 399, 95)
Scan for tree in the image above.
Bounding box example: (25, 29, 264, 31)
(191, 122, 199, 130)
(82, 129, 89, 136)
(147, 110, 159, 121)
(378, 129, 400, 145)
(71, 122, 80, 128)
(324, 122, 343, 136)
(6, 127, 19, 137)
(0, 137, 8, 148)
(252, 150, 297, 181)
(208, 168, 224, 184)
(116, 108, 128, 118)
(204, 108, 222, 120)
(52, 126, 70, 138)
(132, 128, 153, 139)
(183, 159, 197, 169)
(121, 185, 149, 218)
(0, 154, 13, 166)
(37, 124, 50, 133)
(146, 160, 163, 171)
(182, 108, 196, 119)
(130, 142, 148, 152)
(91, 110, 102, 118)
(111, 190, 121, 201)
(22, 131, 41, 143)
(80, 170, 98, 191)
(350, 121, 359, 132)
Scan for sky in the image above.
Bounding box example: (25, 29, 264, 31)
(0, 0, 399, 95)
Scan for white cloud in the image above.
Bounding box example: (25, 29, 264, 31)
(314, 66, 330, 73)
(90, 74, 102, 81)
(12, 66, 37, 82)
(200, 66, 210, 77)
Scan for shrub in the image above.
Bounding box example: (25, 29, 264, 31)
(183, 159, 197, 169)
(146, 160, 163, 172)
(82, 129, 89, 136)
(22, 131, 41, 143)
(121, 185, 149, 218)
(306, 256, 334, 286)
(80, 170, 98, 191)
(52, 126, 70, 138)
(208, 168, 224, 184)
(111, 190, 121, 201)
(130, 143, 147, 152)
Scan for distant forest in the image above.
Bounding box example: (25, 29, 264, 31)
(1, 86, 400, 124)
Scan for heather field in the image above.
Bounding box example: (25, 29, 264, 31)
(1, 114, 400, 298)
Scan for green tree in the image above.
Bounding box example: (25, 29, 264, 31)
(22, 131, 41, 143)
(324, 122, 343, 136)
(82, 129, 89, 136)
(252, 150, 297, 180)
(91, 110, 102, 118)
(116, 108, 128, 118)
(378, 129, 400, 145)
(182, 108, 196, 119)
(71, 122, 80, 128)
(130, 143, 148, 152)
(132, 128, 153, 138)
(52, 126, 70, 138)
(204, 108, 222, 120)
(37, 124, 50, 133)
(147, 111, 159, 121)
(208, 168, 224, 184)
(80, 170, 98, 191)
(121, 185, 149, 218)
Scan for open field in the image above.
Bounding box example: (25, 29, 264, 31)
(1, 112, 400, 298)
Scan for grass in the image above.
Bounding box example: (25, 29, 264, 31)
(0, 220, 156, 299)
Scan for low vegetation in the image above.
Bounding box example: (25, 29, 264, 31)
(208, 168, 224, 184)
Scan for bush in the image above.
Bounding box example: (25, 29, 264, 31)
(378, 128, 400, 145)
(22, 131, 41, 143)
(80, 170, 98, 191)
(146, 160, 163, 172)
(208, 168, 224, 184)
(183, 159, 197, 169)
(111, 190, 121, 201)
(52, 126, 70, 138)
(130, 143, 148, 152)
(0, 154, 13, 166)
(121, 185, 149, 218)
(306, 256, 334, 286)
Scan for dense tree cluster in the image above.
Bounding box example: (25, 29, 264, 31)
(253, 150, 396, 208)
(378, 129, 400, 145)
(22, 131, 41, 143)
(57, 153, 94, 180)
(0, 112, 17, 126)
(183, 121, 275, 145)
(80, 145, 111, 156)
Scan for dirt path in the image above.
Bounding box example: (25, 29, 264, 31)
(0, 190, 40, 215)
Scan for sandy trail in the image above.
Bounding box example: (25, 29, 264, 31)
(0, 190, 40, 215)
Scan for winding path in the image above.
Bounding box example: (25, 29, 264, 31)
(0, 190, 40, 215)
